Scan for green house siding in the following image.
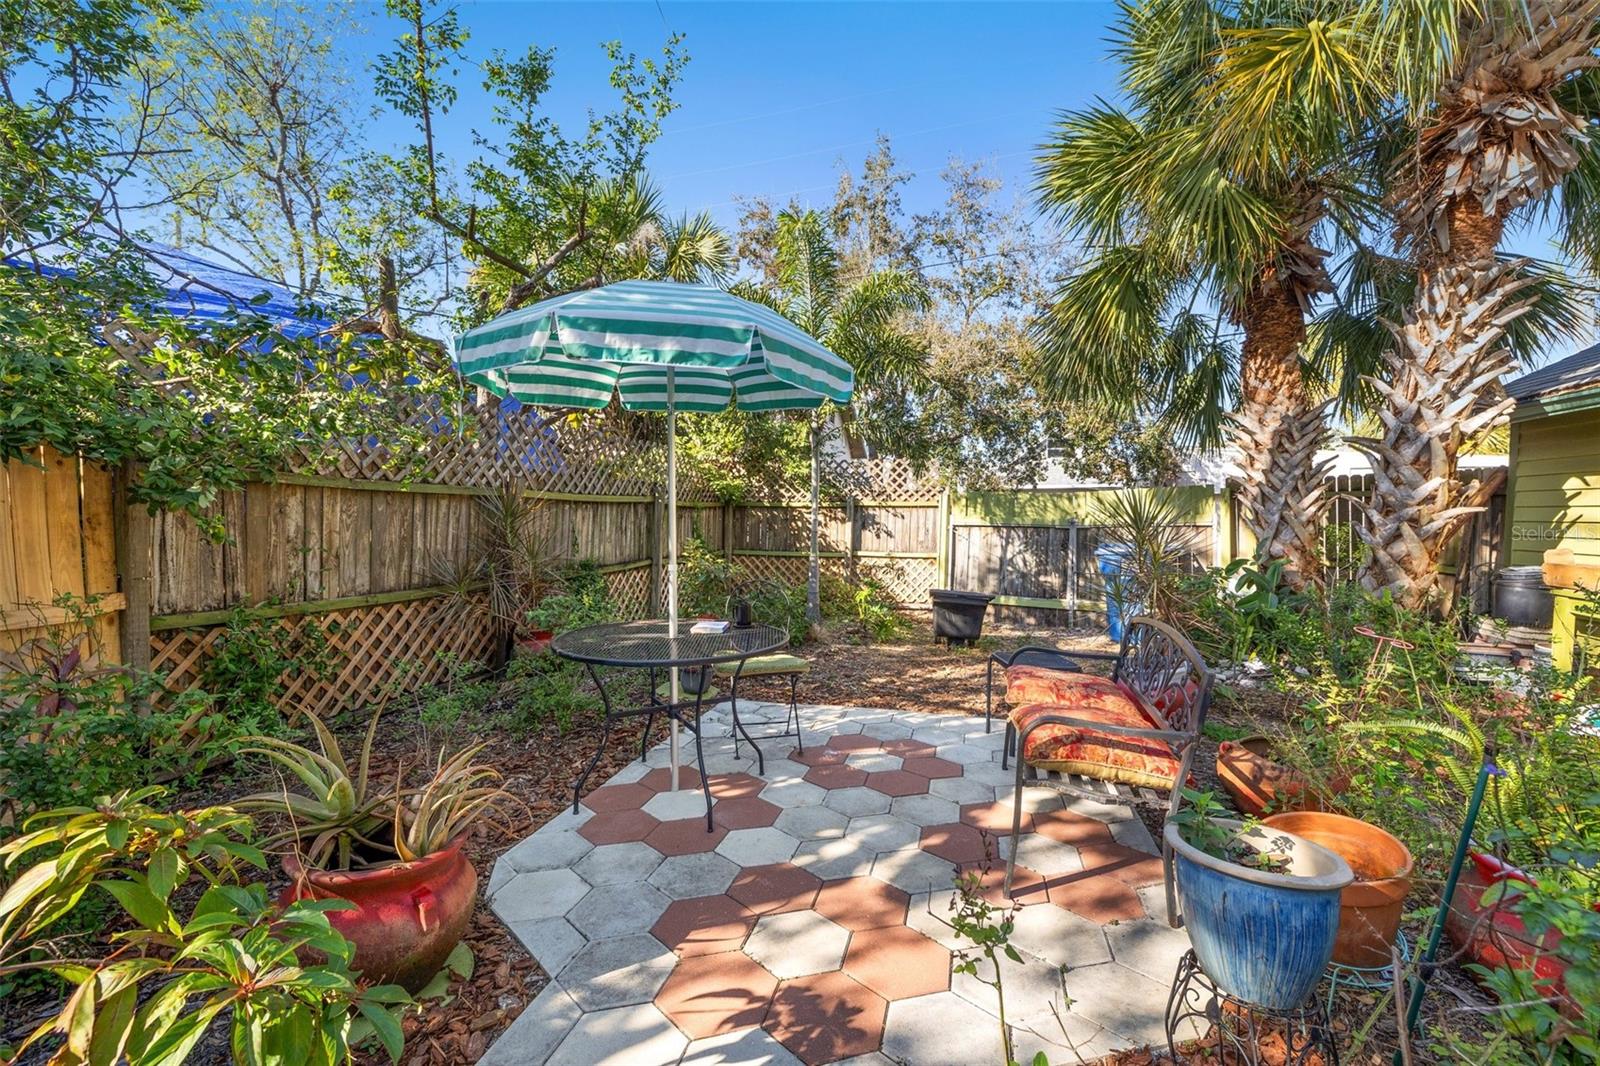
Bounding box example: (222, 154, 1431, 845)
(1507, 407, 1600, 566)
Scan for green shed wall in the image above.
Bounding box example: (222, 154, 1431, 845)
(1507, 405, 1600, 566)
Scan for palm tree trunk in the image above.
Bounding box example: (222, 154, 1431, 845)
(1230, 276, 1331, 590)
(1352, 200, 1532, 610)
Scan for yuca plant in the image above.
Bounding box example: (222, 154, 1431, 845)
(1087, 488, 1197, 624)
(393, 745, 521, 862)
(0, 788, 408, 1065)
(236, 709, 398, 870)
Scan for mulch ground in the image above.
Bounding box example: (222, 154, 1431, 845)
(2, 620, 1482, 1065)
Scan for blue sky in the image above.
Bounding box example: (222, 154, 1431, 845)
(359, 1, 1121, 237)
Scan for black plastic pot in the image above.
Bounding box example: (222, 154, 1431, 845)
(929, 589, 994, 646)
(1493, 566, 1554, 629)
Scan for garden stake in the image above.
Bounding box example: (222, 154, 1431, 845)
(1392, 746, 1496, 1066)
(1351, 624, 1416, 716)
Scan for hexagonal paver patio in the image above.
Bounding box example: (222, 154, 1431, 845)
(481, 703, 1191, 1066)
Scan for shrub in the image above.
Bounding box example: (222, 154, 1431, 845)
(527, 560, 617, 633)
(503, 656, 602, 734)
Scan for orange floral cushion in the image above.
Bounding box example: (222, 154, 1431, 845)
(1002, 665, 1123, 707)
(1008, 694, 1181, 790)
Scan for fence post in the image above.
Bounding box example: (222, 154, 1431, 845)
(1066, 518, 1079, 628)
(648, 494, 663, 616)
(116, 460, 152, 672)
(936, 487, 951, 589)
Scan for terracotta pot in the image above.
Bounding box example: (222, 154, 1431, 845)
(517, 629, 555, 657)
(282, 838, 477, 993)
(1263, 812, 1413, 968)
(1217, 736, 1344, 817)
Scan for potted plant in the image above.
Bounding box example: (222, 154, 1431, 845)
(1262, 810, 1414, 968)
(1166, 790, 1353, 1010)
(240, 711, 518, 992)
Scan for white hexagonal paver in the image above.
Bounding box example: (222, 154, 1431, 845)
(843, 751, 902, 772)
(928, 776, 996, 805)
(681, 1026, 805, 1066)
(845, 813, 921, 854)
(567, 882, 671, 940)
(822, 786, 892, 818)
(478, 982, 581, 1066)
(952, 943, 1072, 1021)
(647, 852, 740, 900)
(775, 803, 850, 840)
(1059, 960, 1175, 1047)
(715, 826, 800, 866)
(642, 788, 712, 822)
(932, 744, 993, 766)
(905, 889, 965, 950)
(993, 786, 1068, 815)
(1002, 834, 1083, 877)
(1012, 1005, 1123, 1065)
(1105, 918, 1193, 983)
(791, 835, 879, 880)
(1008, 901, 1112, 969)
(1060, 794, 1136, 822)
(759, 778, 828, 808)
(870, 846, 959, 896)
(574, 842, 664, 887)
(498, 828, 594, 876)
(882, 991, 1008, 1065)
(759, 757, 812, 785)
(910, 726, 966, 746)
(546, 1002, 687, 1066)
(889, 793, 961, 827)
(744, 910, 851, 978)
(556, 933, 678, 1011)
(491, 868, 589, 923)
(605, 761, 652, 784)
(961, 760, 1017, 787)
(1111, 816, 1160, 854)
(500, 915, 586, 974)
(539, 804, 594, 832)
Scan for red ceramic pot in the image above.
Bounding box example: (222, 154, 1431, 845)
(282, 838, 477, 993)
(1444, 852, 1577, 1017)
(1264, 811, 1413, 968)
(517, 629, 555, 657)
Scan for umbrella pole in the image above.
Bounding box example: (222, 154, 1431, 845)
(807, 414, 821, 624)
(666, 370, 681, 791)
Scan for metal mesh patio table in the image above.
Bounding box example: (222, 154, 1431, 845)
(553, 620, 789, 829)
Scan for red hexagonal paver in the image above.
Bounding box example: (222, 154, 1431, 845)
(919, 822, 989, 865)
(1031, 809, 1116, 847)
(1078, 842, 1165, 886)
(577, 809, 661, 845)
(1044, 869, 1146, 923)
(707, 772, 765, 799)
(813, 877, 909, 931)
(765, 970, 887, 1064)
(651, 895, 758, 958)
(825, 734, 881, 752)
(639, 767, 703, 792)
(960, 801, 1032, 836)
(803, 764, 868, 790)
(841, 925, 950, 1000)
(655, 951, 777, 1038)
(864, 770, 928, 797)
(790, 746, 847, 767)
(879, 738, 936, 759)
(712, 796, 782, 830)
(900, 756, 962, 779)
(644, 818, 727, 856)
(581, 782, 654, 813)
(727, 863, 822, 915)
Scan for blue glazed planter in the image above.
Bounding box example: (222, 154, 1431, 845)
(1165, 819, 1353, 1011)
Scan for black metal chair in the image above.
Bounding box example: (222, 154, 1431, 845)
(999, 617, 1213, 928)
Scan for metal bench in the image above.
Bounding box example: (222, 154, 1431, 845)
(1000, 616, 1213, 927)
(985, 645, 1083, 732)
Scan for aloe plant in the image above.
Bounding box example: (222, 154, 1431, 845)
(236, 709, 398, 870)
(393, 744, 520, 863)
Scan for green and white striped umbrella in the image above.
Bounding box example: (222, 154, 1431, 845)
(452, 279, 854, 413)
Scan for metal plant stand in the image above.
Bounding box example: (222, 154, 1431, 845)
(1166, 950, 1340, 1065)
(1322, 932, 1410, 1018)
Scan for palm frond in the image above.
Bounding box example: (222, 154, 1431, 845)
(774, 208, 840, 338)
(658, 211, 732, 283)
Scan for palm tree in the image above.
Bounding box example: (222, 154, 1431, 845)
(1213, 0, 1600, 609)
(733, 207, 930, 619)
(1033, 0, 1368, 589)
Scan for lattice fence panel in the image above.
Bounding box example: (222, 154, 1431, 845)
(857, 556, 939, 607)
(149, 595, 496, 720)
(604, 565, 654, 620)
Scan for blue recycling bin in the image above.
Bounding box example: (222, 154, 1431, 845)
(1095, 542, 1140, 642)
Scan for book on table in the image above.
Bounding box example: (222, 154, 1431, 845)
(690, 619, 730, 635)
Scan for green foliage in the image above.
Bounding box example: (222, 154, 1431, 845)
(525, 560, 617, 634)
(677, 537, 811, 646)
(0, 597, 248, 831)
(849, 578, 906, 642)
(1088, 487, 1198, 623)
(503, 657, 601, 735)
(0, 787, 407, 1065)
(200, 605, 332, 732)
